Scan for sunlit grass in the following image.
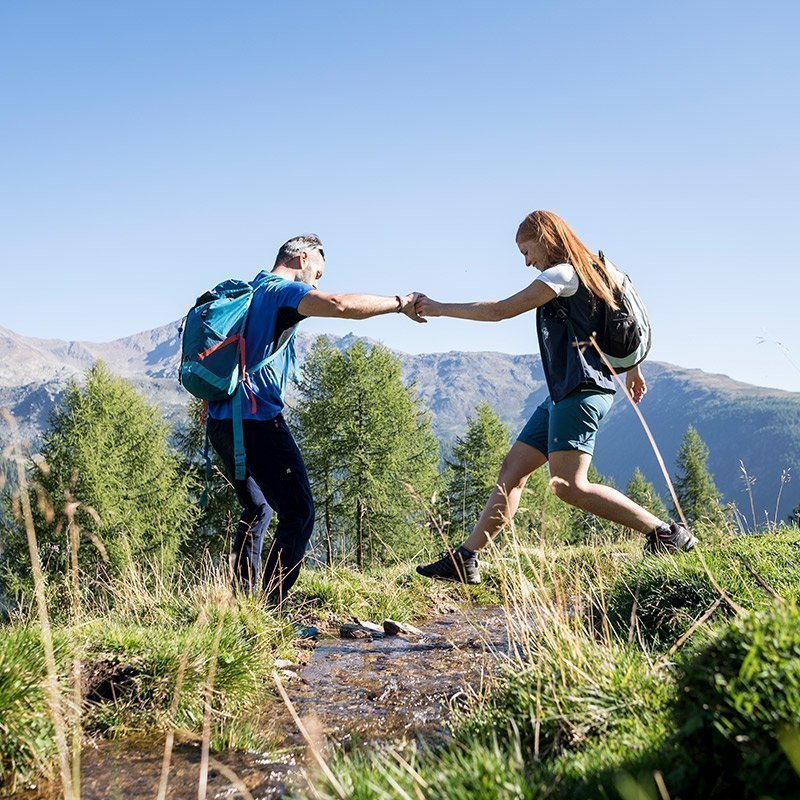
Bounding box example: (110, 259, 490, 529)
(307, 525, 800, 800)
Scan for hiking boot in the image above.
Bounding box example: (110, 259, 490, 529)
(645, 523, 698, 555)
(416, 547, 481, 584)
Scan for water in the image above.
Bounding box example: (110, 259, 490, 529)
(14, 607, 507, 799)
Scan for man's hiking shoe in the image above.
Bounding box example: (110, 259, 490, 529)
(645, 523, 698, 555)
(416, 547, 481, 584)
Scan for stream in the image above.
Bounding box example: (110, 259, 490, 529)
(18, 606, 508, 799)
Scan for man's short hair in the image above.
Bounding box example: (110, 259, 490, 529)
(274, 234, 324, 266)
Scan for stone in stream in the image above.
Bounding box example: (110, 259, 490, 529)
(354, 618, 386, 634)
(382, 618, 424, 636)
(339, 622, 385, 639)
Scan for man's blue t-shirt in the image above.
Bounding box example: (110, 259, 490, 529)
(207, 272, 313, 422)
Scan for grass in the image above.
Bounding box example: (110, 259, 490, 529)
(0, 554, 495, 794)
(3, 523, 800, 798)
(0, 629, 62, 791)
(304, 526, 800, 800)
(603, 527, 800, 649)
(292, 560, 501, 623)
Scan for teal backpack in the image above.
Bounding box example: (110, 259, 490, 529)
(178, 275, 297, 485)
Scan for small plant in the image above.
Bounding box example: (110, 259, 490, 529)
(0, 629, 59, 790)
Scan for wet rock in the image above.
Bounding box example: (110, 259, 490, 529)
(275, 658, 298, 670)
(353, 618, 385, 635)
(383, 619, 423, 636)
(339, 623, 384, 640)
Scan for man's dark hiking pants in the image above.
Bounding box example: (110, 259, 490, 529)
(207, 414, 315, 604)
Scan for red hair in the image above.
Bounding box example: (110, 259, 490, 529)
(516, 210, 620, 309)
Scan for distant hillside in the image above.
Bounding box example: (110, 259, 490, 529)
(1, 323, 799, 523)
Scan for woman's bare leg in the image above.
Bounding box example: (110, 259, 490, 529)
(547, 450, 660, 532)
(463, 441, 549, 552)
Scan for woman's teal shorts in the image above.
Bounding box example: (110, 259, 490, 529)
(517, 389, 614, 456)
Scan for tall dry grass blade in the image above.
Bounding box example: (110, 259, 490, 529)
(739, 461, 758, 531)
(197, 597, 228, 800)
(64, 492, 82, 800)
(653, 770, 672, 800)
(587, 341, 746, 614)
(388, 749, 428, 789)
(664, 597, 723, 659)
(156, 607, 208, 800)
(587, 340, 688, 529)
(206, 756, 255, 800)
(775, 468, 791, 530)
(736, 554, 782, 600)
(1, 408, 75, 799)
(273, 671, 347, 800)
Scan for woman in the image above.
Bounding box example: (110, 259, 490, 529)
(415, 210, 697, 585)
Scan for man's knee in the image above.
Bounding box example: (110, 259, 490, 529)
(274, 497, 315, 542)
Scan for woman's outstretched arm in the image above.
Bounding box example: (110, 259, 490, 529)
(414, 280, 556, 322)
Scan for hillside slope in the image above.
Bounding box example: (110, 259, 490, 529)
(1, 323, 798, 522)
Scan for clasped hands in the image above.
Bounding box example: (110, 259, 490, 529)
(398, 292, 439, 324)
(400, 291, 648, 406)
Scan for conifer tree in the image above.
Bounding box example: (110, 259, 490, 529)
(292, 337, 346, 565)
(789, 503, 800, 527)
(626, 467, 668, 521)
(2, 363, 198, 590)
(444, 403, 511, 539)
(175, 396, 240, 558)
(672, 425, 725, 524)
(293, 340, 439, 568)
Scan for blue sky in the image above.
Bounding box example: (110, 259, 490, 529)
(2, 1, 798, 390)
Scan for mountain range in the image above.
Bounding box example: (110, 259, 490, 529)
(1, 322, 799, 524)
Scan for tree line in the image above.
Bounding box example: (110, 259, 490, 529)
(1, 342, 797, 596)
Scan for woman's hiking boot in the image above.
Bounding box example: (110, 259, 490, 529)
(645, 522, 698, 554)
(416, 546, 481, 584)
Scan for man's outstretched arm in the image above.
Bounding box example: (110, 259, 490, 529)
(298, 290, 426, 322)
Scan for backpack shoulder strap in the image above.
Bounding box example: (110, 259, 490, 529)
(248, 328, 298, 375)
(231, 383, 247, 480)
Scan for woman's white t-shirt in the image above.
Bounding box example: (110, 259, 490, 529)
(534, 261, 624, 298)
(534, 264, 580, 297)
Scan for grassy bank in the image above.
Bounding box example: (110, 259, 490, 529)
(3, 528, 799, 797)
(306, 526, 800, 800)
(0, 557, 495, 794)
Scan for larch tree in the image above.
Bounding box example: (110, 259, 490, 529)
(293, 339, 439, 568)
(672, 425, 726, 525)
(2, 363, 198, 594)
(626, 467, 668, 522)
(444, 403, 511, 541)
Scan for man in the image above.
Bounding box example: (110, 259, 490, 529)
(207, 234, 424, 604)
